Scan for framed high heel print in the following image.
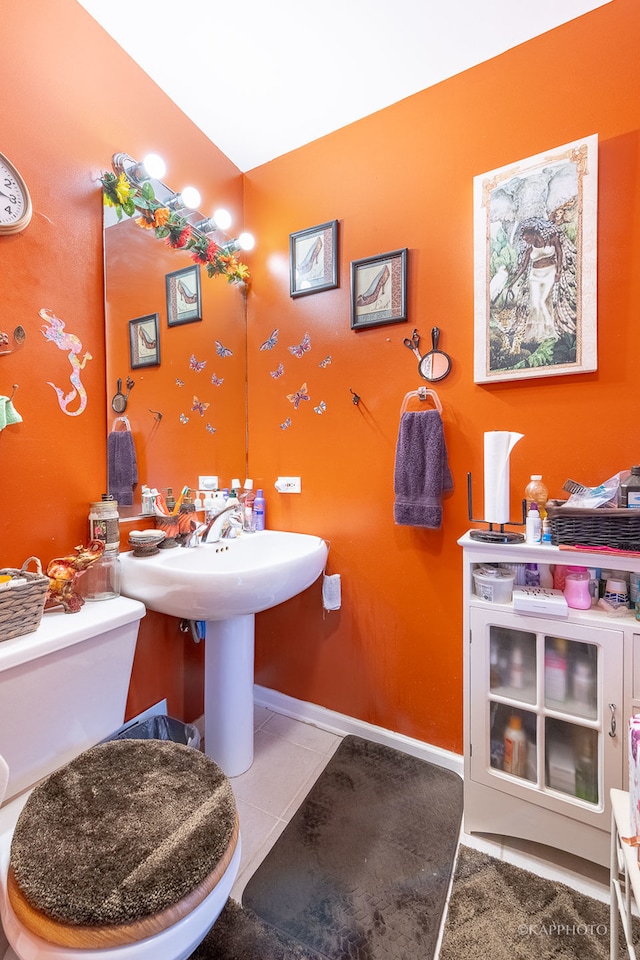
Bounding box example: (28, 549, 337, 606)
(289, 220, 338, 298)
(166, 265, 202, 327)
(129, 313, 160, 369)
(350, 248, 408, 330)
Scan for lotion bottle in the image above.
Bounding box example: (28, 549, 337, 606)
(525, 502, 542, 544)
(254, 489, 266, 531)
(504, 715, 527, 778)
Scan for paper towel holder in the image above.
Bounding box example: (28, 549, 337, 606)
(467, 471, 526, 543)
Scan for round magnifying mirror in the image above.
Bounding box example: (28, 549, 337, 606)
(111, 378, 127, 413)
(418, 327, 451, 382)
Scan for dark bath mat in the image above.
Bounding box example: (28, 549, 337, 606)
(242, 735, 463, 960)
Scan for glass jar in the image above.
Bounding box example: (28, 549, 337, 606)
(88, 496, 120, 553)
(78, 551, 120, 601)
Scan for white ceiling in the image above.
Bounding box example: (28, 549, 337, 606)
(77, 0, 611, 172)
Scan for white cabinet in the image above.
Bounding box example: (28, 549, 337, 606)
(460, 532, 640, 867)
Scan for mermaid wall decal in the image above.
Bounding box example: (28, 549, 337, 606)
(40, 308, 92, 416)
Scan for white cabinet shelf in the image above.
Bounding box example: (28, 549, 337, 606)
(460, 532, 640, 867)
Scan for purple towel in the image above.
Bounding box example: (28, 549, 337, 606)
(393, 410, 453, 528)
(108, 429, 138, 506)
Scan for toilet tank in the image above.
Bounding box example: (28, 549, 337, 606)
(0, 597, 145, 804)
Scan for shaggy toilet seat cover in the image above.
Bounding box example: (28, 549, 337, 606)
(10, 739, 236, 927)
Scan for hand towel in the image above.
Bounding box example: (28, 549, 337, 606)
(0, 396, 22, 431)
(393, 410, 453, 528)
(108, 429, 138, 505)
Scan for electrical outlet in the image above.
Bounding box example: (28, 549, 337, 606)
(275, 476, 301, 493)
(199, 476, 218, 490)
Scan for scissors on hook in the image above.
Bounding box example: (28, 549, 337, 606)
(403, 328, 421, 360)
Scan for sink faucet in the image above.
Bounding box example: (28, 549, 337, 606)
(189, 502, 243, 544)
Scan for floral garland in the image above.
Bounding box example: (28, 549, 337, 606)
(101, 171, 250, 284)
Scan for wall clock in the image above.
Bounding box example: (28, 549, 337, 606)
(0, 152, 32, 235)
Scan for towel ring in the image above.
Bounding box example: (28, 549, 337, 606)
(400, 387, 442, 415)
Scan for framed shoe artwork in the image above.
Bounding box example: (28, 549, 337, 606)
(166, 265, 202, 327)
(350, 248, 408, 330)
(289, 220, 339, 298)
(129, 313, 160, 369)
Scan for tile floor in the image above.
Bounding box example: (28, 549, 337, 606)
(228, 705, 343, 902)
(224, 705, 611, 910)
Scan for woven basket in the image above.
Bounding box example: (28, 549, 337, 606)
(0, 557, 49, 642)
(546, 499, 640, 551)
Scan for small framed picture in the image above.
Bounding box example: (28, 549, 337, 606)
(166, 264, 202, 326)
(290, 220, 338, 298)
(350, 248, 408, 330)
(129, 313, 160, 368)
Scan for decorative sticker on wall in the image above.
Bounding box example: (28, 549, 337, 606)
(210, 374, 224, 386)
(288, 332, 311, 358)
(179, 413, 189, 424)
(215, 340, 233, 359)
(270, 363, 284, 379)
(286, 382, 310, 409)
(319, 355, 332, 367)
(40, 308, 92, 417)
(260, 329, 279, 351)
(280, 417, 291, 430)
(189, 354, 206, 372)
(191, 396, 210, 417)
(206, 423, 216, 434)
(176, 377, 185, 387)
(314, 400, 327, 415)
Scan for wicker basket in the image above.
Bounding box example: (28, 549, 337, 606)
(546, 499, 640, 551)
(0, 557, 49, 642)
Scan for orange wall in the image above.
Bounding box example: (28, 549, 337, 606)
(246, 0, 640, 752)
(1, 0, 244, 721)
(2, 0, 640, 753)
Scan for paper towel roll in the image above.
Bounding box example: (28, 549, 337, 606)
(483, 431, 524, 523)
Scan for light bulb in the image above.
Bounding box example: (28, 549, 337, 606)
(238, 232, 255, 251)
(180, 186, 201, 210)
(142, 153, 166, 179)
(213, 208, 232, 230)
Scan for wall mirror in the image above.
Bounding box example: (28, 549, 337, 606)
(103, 161, 249, 518)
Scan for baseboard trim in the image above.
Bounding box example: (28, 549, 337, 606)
(253, 684, 463, 778)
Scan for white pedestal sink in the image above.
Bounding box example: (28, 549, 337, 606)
(119, 531, 328, 776)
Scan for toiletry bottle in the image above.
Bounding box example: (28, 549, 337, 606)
(503, 715, 527, 778)
(165, 487, 176, 512)
(510, 643, 524, 688)
(544, 638, 567, 702)
(541, 517, 552, 544)
(525, 502, 542, 544)
(574, 730, 597, 803)
(524, 475, 549, 518)
(524, 563, 540, 587)
(620, 466, 640, 508)
(241, 479, 256, 532)
(203, 491, 216, 521)
(254, 488, 266, 531)
(194, 491, 203, 512)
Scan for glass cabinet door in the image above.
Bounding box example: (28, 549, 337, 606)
(469, 606, 623, 825)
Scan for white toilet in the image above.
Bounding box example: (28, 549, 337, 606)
(0, 597, 241, 960)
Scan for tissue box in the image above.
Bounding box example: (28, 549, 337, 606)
(629, 716, 640, 861)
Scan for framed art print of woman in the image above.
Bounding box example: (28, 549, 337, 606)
(473, 135, 598, 383)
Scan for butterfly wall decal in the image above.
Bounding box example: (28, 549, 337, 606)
(189, 355, 206, 372)
(286, 383, 310, 409)
(179, 413, 189, 424)
(192, 396, 210, 417)
(260, 328, 278, 351)
(176, 377, 185, 387)
(288, 332, 311, 358)
(215, 340, 233, 358)
(314, 400, 327, 415)
(205, 423, 216, 434)
(319, 355, 332, 368)
(210, 374, 224, 386)
(280, 417, 291, 430)
(270, 363, 284, 380)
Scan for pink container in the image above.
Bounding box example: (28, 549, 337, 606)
(563, 567, 591, 610)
